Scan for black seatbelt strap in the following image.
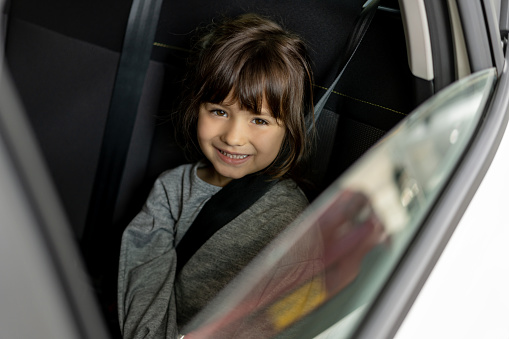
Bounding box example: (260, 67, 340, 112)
(309, 0, 380, 131)
(176, 174, 277, 275)
(82, 0, 163, 268)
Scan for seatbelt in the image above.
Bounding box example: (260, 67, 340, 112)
(310, 0, 380, 130)
(82, 0, 164, 269)
(175, 0, 380, 274)
(176, 174, 277, 275)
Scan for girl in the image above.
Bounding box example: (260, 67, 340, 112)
(118, 13, 315, 338)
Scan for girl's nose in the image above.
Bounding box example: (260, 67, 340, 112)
(221, 119, 247, 146)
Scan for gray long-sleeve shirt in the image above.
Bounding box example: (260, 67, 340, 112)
(118, 162, 308, 339)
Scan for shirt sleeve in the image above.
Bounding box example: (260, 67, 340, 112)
(117, 176, 180, 339)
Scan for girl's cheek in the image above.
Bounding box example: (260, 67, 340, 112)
(197, 114, 212, 135)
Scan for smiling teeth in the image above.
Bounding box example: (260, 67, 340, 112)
(220, 150, 248, 159)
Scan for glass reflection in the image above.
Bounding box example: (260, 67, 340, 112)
(180, 69, 496, 339)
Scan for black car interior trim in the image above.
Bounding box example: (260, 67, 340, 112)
(423, 0, 456, 92)
(482, 0, 505, 74)
(457, 0, 494, 72)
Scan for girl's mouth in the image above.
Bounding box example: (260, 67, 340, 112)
(216, 148, 251, 164)
(219, 149, 248, 159)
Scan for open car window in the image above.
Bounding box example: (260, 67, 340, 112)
(179, 68, 497, 339)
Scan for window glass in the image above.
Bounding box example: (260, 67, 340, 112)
(181, 68, 497, 339)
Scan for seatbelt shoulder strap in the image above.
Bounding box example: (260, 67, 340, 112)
(309, 0, 380, 130)
(82, 0, 164, 270)
(175, 174, 277, 275)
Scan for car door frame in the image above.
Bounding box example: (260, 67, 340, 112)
(352, 1, 509, 338)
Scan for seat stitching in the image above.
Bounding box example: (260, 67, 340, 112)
(153, 42, 191, 52)
(314, 84, 407, 116)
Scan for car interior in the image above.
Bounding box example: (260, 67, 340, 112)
(2, 0, 452, 337)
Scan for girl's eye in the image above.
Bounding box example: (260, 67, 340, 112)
(211, 110, 228, 117)
(252, 118, 269, 125)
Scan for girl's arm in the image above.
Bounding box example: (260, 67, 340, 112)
(118, 176, 180, 339)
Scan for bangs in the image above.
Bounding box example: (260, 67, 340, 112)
(197, 44, 298, 123)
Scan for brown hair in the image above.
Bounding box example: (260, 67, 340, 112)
(178, 13, 314, 180)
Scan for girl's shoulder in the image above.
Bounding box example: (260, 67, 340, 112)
(156, 162, 199, 185)
(152, 162, 197, 193)
(155, 162, 219, 196)
(272, 178, 307, 196)
(264, 178, 308, 209)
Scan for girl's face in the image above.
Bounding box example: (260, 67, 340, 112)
(197, 95, 286, 187)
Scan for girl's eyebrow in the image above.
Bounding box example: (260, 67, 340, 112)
(205, 102, 226, 107)
(255, 108, 270, 115)
(205, 102, 230, 110)
(258, 110, 274, 118)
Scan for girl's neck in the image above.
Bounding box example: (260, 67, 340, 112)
(197, 165, 232, 187)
